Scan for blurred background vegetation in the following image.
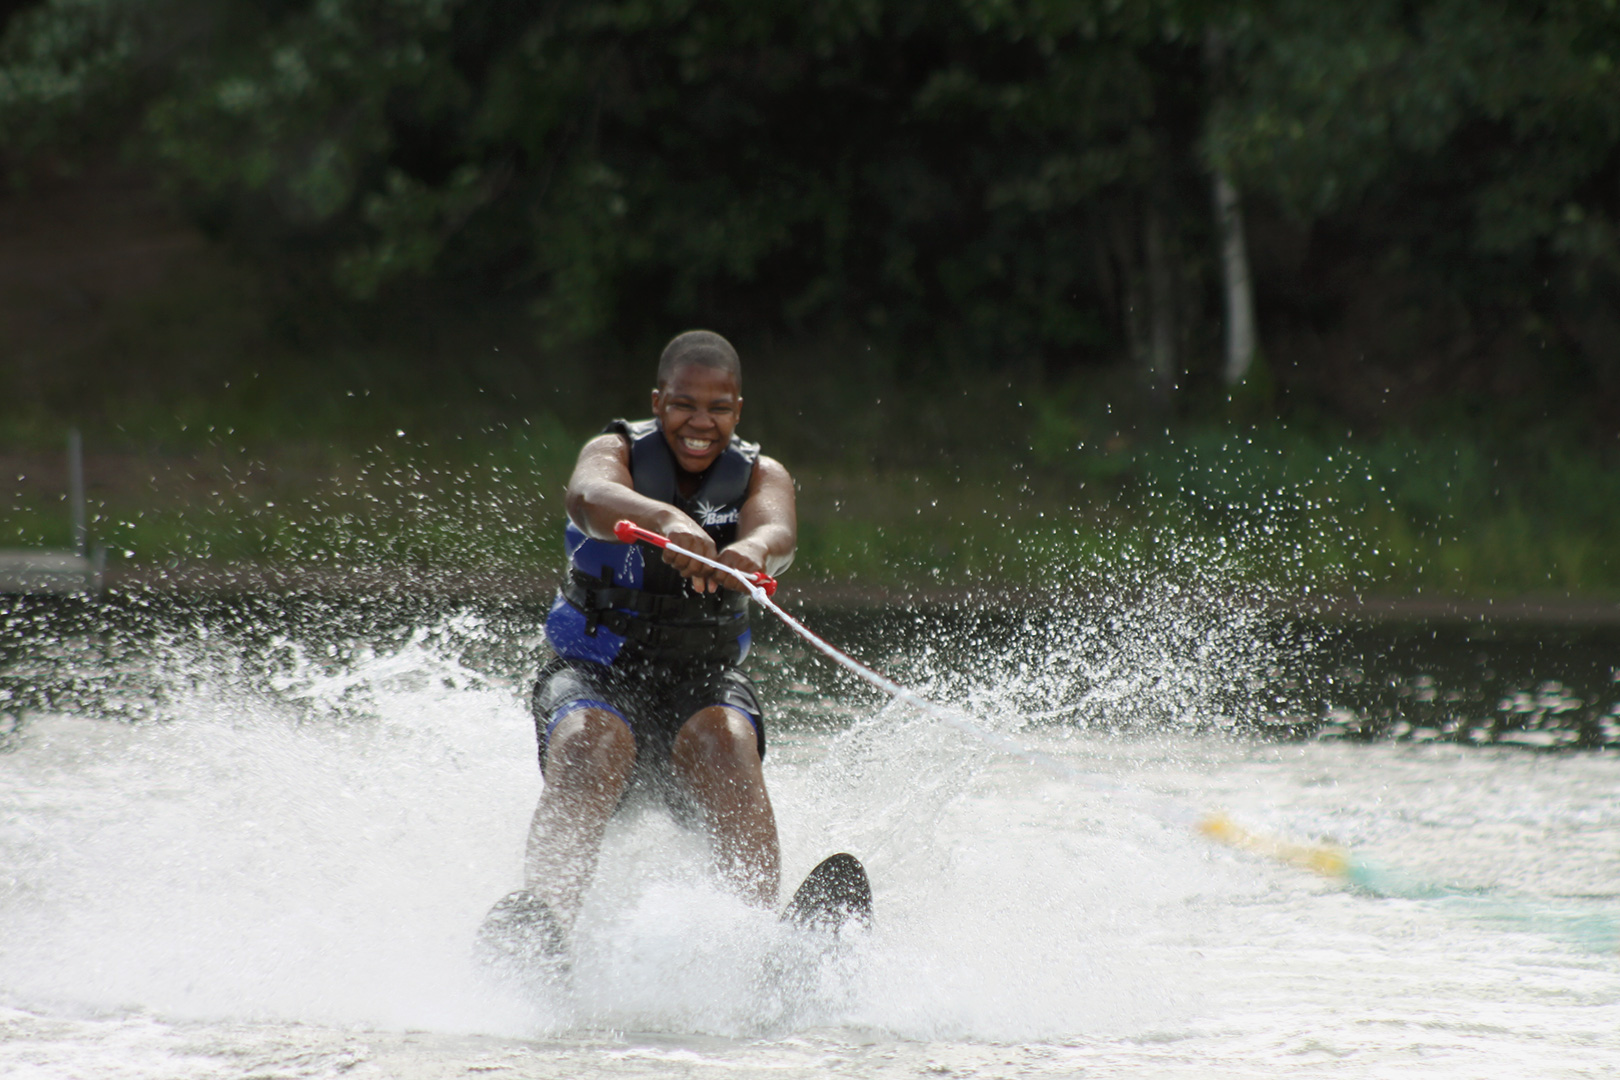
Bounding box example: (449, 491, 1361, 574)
(1, 0, 1617, 597)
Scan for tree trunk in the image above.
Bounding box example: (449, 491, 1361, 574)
(1107, 212, 1149, 387)
(1144, 203, 1177, 407)
(1213, 169, 1257, 387)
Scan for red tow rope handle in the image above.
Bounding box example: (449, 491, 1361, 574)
(612, 519, 778, 597)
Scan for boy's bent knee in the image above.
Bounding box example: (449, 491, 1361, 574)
(671, 706, 762, 775)
(545, 707, 636, 781)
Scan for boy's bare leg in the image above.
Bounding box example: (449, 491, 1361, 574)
(523, 707, 636, 930)
(670, 705, 781, 906)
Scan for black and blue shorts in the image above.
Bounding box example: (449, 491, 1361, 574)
(530, 655, 765, 775)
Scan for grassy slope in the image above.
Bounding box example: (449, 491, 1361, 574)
(5, 420, 1617, 602)
(3, 176, 1616, 601)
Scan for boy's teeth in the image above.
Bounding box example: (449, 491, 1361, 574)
(683, 438, 711, 450)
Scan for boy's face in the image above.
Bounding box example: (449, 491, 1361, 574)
(652, 362, 743, 474)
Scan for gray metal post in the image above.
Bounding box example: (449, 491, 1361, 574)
(69, 428, 88, 558)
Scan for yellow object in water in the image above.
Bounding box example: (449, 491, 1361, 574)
(1197, 814, 1352, 880)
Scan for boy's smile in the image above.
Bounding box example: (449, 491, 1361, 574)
(652, 364, 743, 474)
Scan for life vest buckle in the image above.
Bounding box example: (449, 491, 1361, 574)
(582, 566, 614, 636)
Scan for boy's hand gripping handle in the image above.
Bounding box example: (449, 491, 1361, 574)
(612, 519, 778, 597)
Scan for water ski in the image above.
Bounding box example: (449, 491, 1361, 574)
(474, 887, 569, 988)
(781, 853, 872, 933)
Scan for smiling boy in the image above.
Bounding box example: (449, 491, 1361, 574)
(479, 330, 796, 974)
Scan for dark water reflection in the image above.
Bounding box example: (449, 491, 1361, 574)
(2, 592, 1617, 751)
(1293, 619, 1620, 750)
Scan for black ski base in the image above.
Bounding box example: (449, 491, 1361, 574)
(475, 887, 570, 987)
(781, 853, 872, 934)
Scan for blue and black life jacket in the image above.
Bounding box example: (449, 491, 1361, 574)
(544, 418, 759, 665)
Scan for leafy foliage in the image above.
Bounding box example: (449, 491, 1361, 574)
(2, 0, 1617, 419)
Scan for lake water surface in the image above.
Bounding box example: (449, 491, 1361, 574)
(1, 591, 1616, 1078)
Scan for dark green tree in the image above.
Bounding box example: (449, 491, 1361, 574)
(3, 0, 1616, 420)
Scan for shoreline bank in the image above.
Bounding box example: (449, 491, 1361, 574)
(19, 563, 1617, 624)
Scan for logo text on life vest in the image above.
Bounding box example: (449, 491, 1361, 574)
(692, 500, 740, 528)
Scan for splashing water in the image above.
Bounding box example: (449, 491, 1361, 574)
(1, 592, 1617, 1078)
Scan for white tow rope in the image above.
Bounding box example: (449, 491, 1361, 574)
(611, 520, 1194, 815)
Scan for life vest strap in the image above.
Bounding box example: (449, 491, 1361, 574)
(563, 572, 748, 618)
(588, 609, 747, 659)
(561, 572, 750, 660)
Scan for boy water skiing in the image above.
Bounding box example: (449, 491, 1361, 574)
(479, 330, 800, 975)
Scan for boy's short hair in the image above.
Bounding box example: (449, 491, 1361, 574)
(658, 330, 741, 388)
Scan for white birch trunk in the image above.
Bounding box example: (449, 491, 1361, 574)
(1213, 169, 1257, 387)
